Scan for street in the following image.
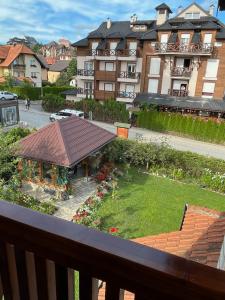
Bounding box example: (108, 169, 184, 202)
(19, 103, 225, 160)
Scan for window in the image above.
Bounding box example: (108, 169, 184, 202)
(92, 42, 98, 50)
(149, 58, 161, 75)
(204, 33, 212, 44)
(129, 42, 137, 50)
(110, 42, 117, 50)
(205, 59, 219, 78)
(185, 12, 200, 19)
(181, 34, 190, 45)
(125, 84, 135, 93)
(127, 63, 136, 73)
(148, 79, 159, 93)
(2, 106, 17, 126)
(160, 34, 168, 44)
(159, 9, 165, 14)
(105, 62, 114, 71)
(202, 82, 215, 98)
(85, 81, 93, 91)
(104, 83, 113, 91)
(31, 72, 37, 78)
(84, 61, 93, 70)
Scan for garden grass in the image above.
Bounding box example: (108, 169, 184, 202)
(96, 168, 225, 239)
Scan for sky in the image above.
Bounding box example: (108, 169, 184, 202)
(0, 0, 225, 45)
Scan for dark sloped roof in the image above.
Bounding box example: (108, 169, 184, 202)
(19, 116, 116, 167)
(49, 60, 70, 72)
(72, 38, 89, 47)
(116, 39, 126, 50)
(140, 30, 157, 40)
(37, 54, 49, 69)
(134, 93, 225, 112)
(191, 32, 201, 43)
(155, 3, 172, 13)
(216, 28, 225, 39)
(96, 39, 107, 50)
(168, 32, 178, 43)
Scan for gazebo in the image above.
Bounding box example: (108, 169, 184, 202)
(18, 116, 116, 190)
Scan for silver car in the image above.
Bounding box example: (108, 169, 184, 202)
(0, 91, 18, 100)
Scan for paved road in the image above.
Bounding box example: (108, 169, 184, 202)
(19, 103, 225, 160)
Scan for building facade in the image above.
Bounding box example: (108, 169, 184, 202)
(74, 2, 225, 106)
(0, 44, 45, 87)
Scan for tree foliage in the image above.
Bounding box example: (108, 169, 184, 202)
(55, 58, 77, 86)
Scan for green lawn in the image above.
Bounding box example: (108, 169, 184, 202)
(96, 168, 225, 239)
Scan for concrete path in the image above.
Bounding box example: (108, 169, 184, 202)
(54, 178, 97, 221)
(18, 102, 225, 160)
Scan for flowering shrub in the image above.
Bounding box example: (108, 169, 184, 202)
(108, 227, 119, 236)
(201, 169, 225, 193)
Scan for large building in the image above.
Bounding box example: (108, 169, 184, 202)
(74, 2, 225, 107)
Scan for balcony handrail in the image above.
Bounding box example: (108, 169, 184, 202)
(119, 71, 140, 79)
(117, 91, 137, 99)
(0, 200, 225, 299)
(169, 89, 189, 97)
(90, 49, 137, 57)
(77, 69, 94, 76)
(154, 42, 214, 54)
(77, 87, 93, 95)
(171, 67, 192, 77)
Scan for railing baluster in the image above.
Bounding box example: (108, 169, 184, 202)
(79, 271, 92, 300)
(55, 264, 74, 300)
(35, 256, 49, 299)
(14, 248, 29, 300)
(0, 242, 12, 300)
(26, 252, 38, 300)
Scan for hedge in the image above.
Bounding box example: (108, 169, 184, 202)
(137, 110, 225, 144)
(0, 86, 71, 100)
(66, 99, 129, 123)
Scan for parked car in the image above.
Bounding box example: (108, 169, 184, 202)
(0, 91, 18, 100)
(49, 109, 85, 122)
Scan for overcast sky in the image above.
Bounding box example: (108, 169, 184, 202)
(0, 0, 224, 44)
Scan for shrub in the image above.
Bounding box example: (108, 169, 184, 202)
(42, 94, 65, 112)
(137, 111, 225, 144)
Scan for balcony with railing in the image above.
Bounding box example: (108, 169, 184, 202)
(88, 49, 137, 60)
(0, 200, 225, 300)
(77, 88, 94, 98)
(95, 90, 116, 100)
(169, 89, 189, 97)
(77, 69, 94, 79)
(171, 67, 192, 78)
(154, 43, 214, 55)
(117, 71, 141, 83)
(116, 91, 137, 103)
(95, 70, 116, 81)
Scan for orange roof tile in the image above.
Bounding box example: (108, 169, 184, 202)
(0, 44, 34, 67)
(98, 205, 225, 300)
(0, 45, 10, 59)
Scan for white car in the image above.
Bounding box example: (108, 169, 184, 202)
(49, 109, 85, 122)
(0, 91, 18, 100)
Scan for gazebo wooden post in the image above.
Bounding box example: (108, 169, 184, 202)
(51, 164, 57, 187)
(38, 161, 43, 182)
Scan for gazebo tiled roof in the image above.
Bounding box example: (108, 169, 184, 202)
(19, 116, 116, 167)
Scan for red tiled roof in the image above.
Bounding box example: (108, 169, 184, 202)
(19, 116, 116, 167)
(0, 44, 34, 67)
(98, 205, 225, 300)
(134, 205, 225, 268)
(0, 45, 10, 59)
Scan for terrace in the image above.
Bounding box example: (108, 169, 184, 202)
(0, 200, 225, 299)
(154, 43, 214, 55)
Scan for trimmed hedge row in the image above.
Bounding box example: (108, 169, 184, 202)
(0, 86, 71, 100)
(66, 99, 129, 123)
(137, 110, 225, 144)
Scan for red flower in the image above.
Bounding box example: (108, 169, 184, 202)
(109, 227, 118, 233)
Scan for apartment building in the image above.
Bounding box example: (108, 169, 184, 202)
(0, 44, 46, 87)
(74, 2, 225, 106)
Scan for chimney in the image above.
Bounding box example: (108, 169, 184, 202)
(133, 14, 138, 22)
(209, 3, 215, 16)
(107, 18, 112, 29)
(155, 4, 172, 26)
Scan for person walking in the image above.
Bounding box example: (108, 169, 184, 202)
(27, 98, 31, 110)
(25, 98, 28, 110)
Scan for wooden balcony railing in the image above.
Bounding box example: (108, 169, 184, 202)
(169, 89, 189, 97)
(118, 71, 140, 80)
(0, 200, 225, 299)
(95, 70, 116, 81)
(77, 69, 94, 76)
(89, 49, 137, 57)
(171, 67, 192, 77)
(95, 90, 116, 100)
(117, 91, 137, 99)
(154, 43, 214, 54)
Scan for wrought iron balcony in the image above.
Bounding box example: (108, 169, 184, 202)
(77, 88, 93, 96)
(77, 69, 94, 76)
(89, 49, 137, 57)
(154, 43, 213, 55)
(171, 67, 192, 77)
(0, 200, 225, 299)
(118, 71, 140, 80)
(117, 91, 137, 99)
(169, 89, 189, 97)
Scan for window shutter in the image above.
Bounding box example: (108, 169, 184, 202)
(148, 79, 159, 93)
(205, 59, 219, 78)
(149, 58, 161, 75)
(160, 34, 168, 43)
